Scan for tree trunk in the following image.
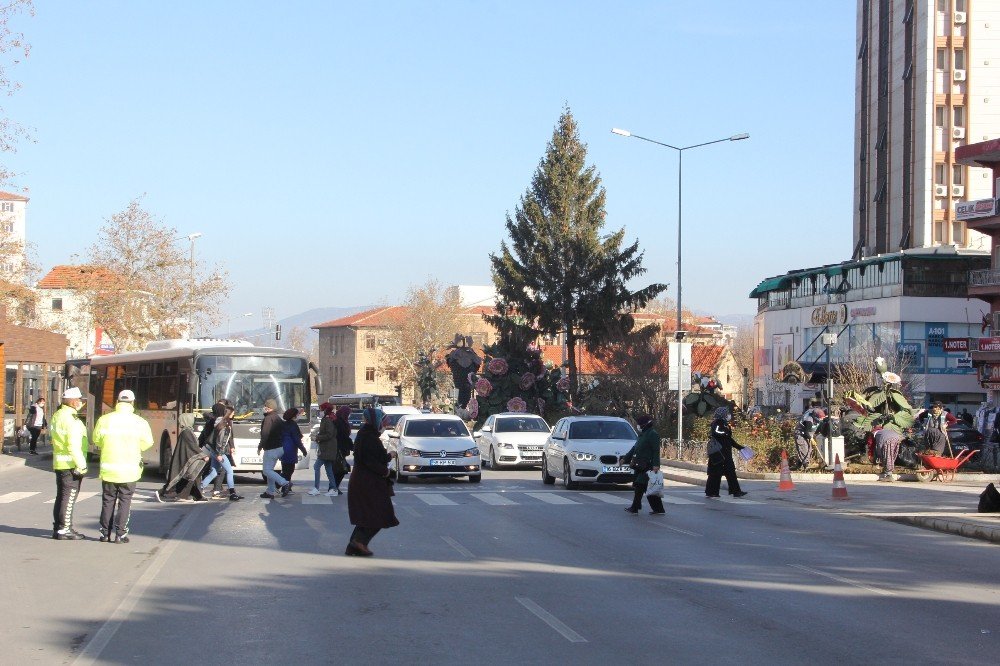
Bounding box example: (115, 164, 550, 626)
(566, 328, 579, 400)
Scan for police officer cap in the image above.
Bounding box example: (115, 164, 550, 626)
(118, 389, 135, 402)
(62, 387, 83, 400)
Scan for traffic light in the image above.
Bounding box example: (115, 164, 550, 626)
(275, 324, 281, 341)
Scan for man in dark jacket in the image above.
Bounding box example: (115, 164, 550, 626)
(258, 398, 291, 499)
(621, 415, 665, 515)
(26, 397, 47, 455)
(706, 407, 748, 498)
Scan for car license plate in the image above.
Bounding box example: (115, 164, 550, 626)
(429, 459, 452, 466)
(242, 457, 262, 465)
(602, 465, 632, 473)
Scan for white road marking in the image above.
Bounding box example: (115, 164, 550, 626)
(581, 492, 627, 504)
(717, 496, 764, 505)
(649, 521, 702, 537)
(441, 535, 475, 558)
(74, 507, 202, 665)
(0, 491, 40, 503)
(301, 494, 333, 505)
(789, 564, 895, 596)
(515, 597, 587, 643)
(524, 492, 578, 505)
(661, 495, 701, 505)
(44, 491, 99, 505)
(416, 494, 459, 506)
(472, 493, 517, 506)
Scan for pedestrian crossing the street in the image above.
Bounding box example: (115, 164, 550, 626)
(0, 488, 763, 509)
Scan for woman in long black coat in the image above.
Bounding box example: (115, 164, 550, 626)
(346, 407, 398, 556)
(706, 407, 748, 498)
(157, 413, 210, 502)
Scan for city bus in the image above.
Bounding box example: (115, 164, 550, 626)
(83, 339, 321, 474)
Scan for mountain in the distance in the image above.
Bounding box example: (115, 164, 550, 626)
(219, 305, 371, 343)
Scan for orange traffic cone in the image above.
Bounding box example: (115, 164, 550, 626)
(831, 453, 849, 500)
(777, 450, 795, 491)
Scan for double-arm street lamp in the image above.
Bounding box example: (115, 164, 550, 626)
(611, 128, 749, 449)
(228, 312, 254, 337)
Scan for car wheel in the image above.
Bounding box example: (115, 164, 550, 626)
(563, 459, 578, 490)
(469, 474, 481, 483)
(541, 458, 555, 485)
(488, 446, 498, 470)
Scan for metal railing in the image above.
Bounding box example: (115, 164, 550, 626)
(969, 268, 1000, 287)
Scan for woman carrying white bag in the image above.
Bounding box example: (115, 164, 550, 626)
(622, 414, 666, 516)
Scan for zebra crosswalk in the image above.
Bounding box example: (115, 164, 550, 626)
(0, 490, 160, 506)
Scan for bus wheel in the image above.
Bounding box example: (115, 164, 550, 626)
(159, 437, 171, 477)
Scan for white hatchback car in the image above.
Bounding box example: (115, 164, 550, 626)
(542, 416, 638, 489)
(475, 413, 551, 469)
(387, 414, 481, 483)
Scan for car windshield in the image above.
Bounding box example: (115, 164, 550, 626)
(568, 420, 636, 440)
(495, 417, 549, 433)
(404, 419, 470, 437)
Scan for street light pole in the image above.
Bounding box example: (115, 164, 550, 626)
(184, 232, 202, 338)
(611, 128, 748, 450)
(228, 311, 254, 337)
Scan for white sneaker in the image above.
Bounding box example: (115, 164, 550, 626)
(307, 488, 321, 496)
(325, 489, 339, 497)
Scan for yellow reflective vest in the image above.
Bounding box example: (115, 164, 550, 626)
(92, 403, 154, 483)
(50, 404, 89, 472)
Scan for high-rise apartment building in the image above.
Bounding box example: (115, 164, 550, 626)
(854, 0, 1000, 255)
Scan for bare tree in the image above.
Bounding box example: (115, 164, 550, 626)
(79, 198, 230, 352)
(0, 0, 33, 189)
(286, 325, 318, 366)
(0, 233, 38, 323)
(730, 324, 755, 402)
(379, 279, 463, 395)
(584, 323, 673, 423)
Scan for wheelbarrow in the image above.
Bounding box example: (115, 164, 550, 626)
(915, 449, 977, 482)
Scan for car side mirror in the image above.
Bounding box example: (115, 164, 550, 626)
(481, 425, 492, 433)
(473, 430, 482, 438)
(388, 431, 399, 439)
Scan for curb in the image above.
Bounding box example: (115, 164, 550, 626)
(663, 459, 1000, 483)
(880, 515, 1000, 544)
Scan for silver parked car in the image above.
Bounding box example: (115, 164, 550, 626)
(541, 416, 637, 489)
(475, 412, 551, 469)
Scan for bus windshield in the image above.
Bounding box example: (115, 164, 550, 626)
(196, 354, 307, 419)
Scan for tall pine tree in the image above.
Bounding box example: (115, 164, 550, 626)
(489, 108, 666, 397)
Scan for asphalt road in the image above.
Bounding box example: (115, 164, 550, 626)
(1, 459, 997, 665)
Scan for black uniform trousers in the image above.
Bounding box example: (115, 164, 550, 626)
(99, 481, 135, 537)
(53, 470, 83, 531)
(706, 452, 743, 496)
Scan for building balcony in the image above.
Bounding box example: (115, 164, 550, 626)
(968, 268, 1000, 298)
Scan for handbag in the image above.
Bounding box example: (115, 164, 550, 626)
(645, 470, 665, 498)
(707, 437, 723, 456)
(333, 453, 349, 475)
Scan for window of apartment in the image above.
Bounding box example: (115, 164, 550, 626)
(364, 367, 375, 382)
(954, 106, 965, 127)
(51, 298, 62, 311)
(0, 222, 12, 233)
(365, 333, 376, 350)
(953, 164, 965, 185)
(955, 0, 966, 11)
(934, 220, 945, 244)
(953, 220, 966, 245)
(935, 106, 946, 128)
(936, 48, 947, 71)
(936, 0, 947, 11)
(0, 202, 13, 213)
(935, 163, 946, 185)
(954, 48, 966, 71)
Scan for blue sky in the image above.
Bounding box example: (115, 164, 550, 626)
(7, 1, 856, 325)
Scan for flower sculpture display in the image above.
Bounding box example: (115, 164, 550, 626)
(519, 372, 536, 390)
(474, 377, 493, 397)
(487, 357, 509, 376)
(467, 397, 479, 420)
(506, 397, 527, 412)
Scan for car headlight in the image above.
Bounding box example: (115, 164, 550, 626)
(501, 442, 516, 450)
(402, 447, 422, 457)
(572, 451, 596, 461)
(464, 447, 480, 457)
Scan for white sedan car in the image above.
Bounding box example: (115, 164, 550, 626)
(387, 414, 481, 483)
(542, 416, 638, 489)
(474, 412, 550, 468)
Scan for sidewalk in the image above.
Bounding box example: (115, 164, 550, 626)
(663, 460, 1000, 545)
(0, 446, 52, 472)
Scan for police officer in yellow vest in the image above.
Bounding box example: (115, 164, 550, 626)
(50, 386, 89, 540)
(92, 389, 154, 543)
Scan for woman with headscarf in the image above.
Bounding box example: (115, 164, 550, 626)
(621, 414, 666, 515)
(706, 406, 748, 498)
(156, 413, 211, 502)
(331, 406, 354, 494)
(345, 407, 398, 556)
(308, 402, 339, 496)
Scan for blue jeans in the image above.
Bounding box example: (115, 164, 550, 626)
(314, 457, 335, 490)
(262, 447, 286, 493)
(201, 454, 235, 490)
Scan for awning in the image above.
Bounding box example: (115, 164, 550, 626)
(749, 276, 790, 298)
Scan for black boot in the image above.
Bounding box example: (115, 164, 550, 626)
(228, 488, 243, 501)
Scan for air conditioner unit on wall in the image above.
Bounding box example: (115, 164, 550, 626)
(935, 184, 949, 197)
(953, 127, 966, 139)
(952, 184, 965, 197)
(954, 69, 967, 81)
(955, 11, 967, 25)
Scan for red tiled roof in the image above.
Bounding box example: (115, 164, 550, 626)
(0, 191, 28, 202)
(542, 342, 729, 377)
(37, 264, 122, 290)
(691, 345, 727, 375)
(313, 305, 498, 330)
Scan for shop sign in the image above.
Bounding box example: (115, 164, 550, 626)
(984, 381, 1000, 390)
(811, 304, 847, 326)
(979, 364, 1000, 382)
(978, 337, 1000, 352)
(849, 306, 877, 318)
(956, 198, 997, 221)
(957, 357, 973, 368)
(943, 338, 970, 353)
